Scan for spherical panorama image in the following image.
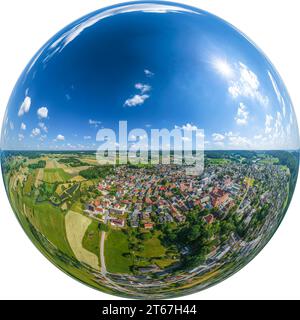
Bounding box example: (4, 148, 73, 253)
(1, 1, 299, 299)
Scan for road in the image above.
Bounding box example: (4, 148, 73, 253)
(100, 231, 107, 274)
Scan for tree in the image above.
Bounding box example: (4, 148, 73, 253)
(98, 223, 109, 232)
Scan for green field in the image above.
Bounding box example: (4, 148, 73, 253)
(65, 211, 100, 270)
(140, 232, 166, 258)
(105, 230, 133, 273)
(71, 200, 84, 213)
(82, 221, 101, 258)
(207, 158, 231, 165)
(22, 196, 74, 257)
(138, 232, 176, 269)
(23, 170, 37, 195)
(7, 184, 109, 293)
(258, 157, 280, 165)
(154, 258, 177, 269)
(43, 168, 72, 183)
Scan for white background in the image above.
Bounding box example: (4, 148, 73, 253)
(0, 0, 299, 300)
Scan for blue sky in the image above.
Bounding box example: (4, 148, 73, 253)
(1, 1, 299, 150)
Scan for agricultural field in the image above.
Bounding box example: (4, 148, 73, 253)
(45, 159, 58, 169)
(260, 158, 280, 165)
(105, 230, 132, 274)
(70, 175, 86, 182)
(65, 211, 100, 270)
(82, 220, 101, 258)
(23, 170, 37, 195)
(207, 158, 231, 165)
(22, 197, 74, 257)
(43, 168, 72, 183)
(63, 166, 92, 176)
(34, 168, 44, 187)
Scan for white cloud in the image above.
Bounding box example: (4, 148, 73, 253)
(212, 133, 225, 141)
(89, 119, 101, 127)
(196, 131, 205, 138)
(229, 62, 269, 107)
(18, 134, 24, 141)
(228, 135, 251, 148)
(235, 102, 249, 125)
(135, 83, 151, 94)
(265, 114, 273, 134)
(274, 112, 284, 139)
(125, 80, 152, 107)
(225, 131, 235, 137)
(254, 134, 262, 140)
(144, 69, 154, 77)
(84, 136, 91, 140)
(124, 94, 149, 107)
(181, 123, 198, 131)
(20, 122, 26, 130)
(56, 134, 65, 141)
(18, 96, 31, 117)
(175, 123, 202, 133)
(268, 71, 286, 117)
(9, 121, 14, 130)
(67, 143, 76, 149)
(39, 134, 47, 142)
(259, 112, 291, 149)
(38, 122, 48, 133)
(37, 107, 48, 119)
(31, 128, 41, 137)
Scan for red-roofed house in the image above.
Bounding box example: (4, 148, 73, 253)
(203, 214, 214, 224)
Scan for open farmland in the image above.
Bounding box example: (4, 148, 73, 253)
(23, 170, 37, 195)
(46, 159, 57, 169)
(43, 168, 72, 183)
(34, 168, 44, 187)
(22, 197, 74, 257)
(65, 211, 100, 270)
(63, 165, 92, 176)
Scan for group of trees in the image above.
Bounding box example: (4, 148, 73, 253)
(36, 181, 58, 202)
(58, 157, 89, 167)
(79, 165, 113, 180)
(159, 206, 249, 270)
(98, 222, 109, 232)
(268, 150, 299, 203)
(28, 160, 46, 169)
